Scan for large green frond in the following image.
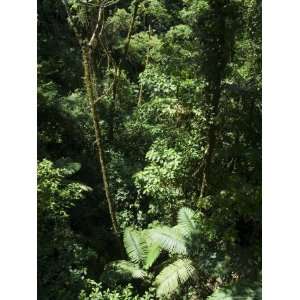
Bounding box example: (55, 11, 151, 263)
(144, 242, 161, 270)
(155, 258, 197, 298)
(111, 260, 148, 279)
(55, 157, 81, 176)
(142, 229, 161, 269)
(149, 226, 187, 255)
(103, 260, 148, 283)
(177, 207, 197, 237)
(123, 227, 147, 265)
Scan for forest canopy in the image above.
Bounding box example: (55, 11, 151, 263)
(37, 0, 261, 299)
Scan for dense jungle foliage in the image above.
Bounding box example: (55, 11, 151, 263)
(37, 0, 261, 299)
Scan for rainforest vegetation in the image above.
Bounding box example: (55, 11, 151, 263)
(37, 0, 261, 299)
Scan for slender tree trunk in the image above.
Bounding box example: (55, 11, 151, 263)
(61, 0, 122, 250)
(82, 46, 119, 235)
(200, 84, 221, 198)
(199, 1, 228, 197)
(61, 0, 139, 235)
(108, 66, 119, 142)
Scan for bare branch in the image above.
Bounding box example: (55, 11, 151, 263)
(101, 0, 120, 7)
(88, 5, 103, 48)
(95, 82, 114, 104)
(79, 0, 119, 7)
(123, 0, 140, 60)
(99, 35, 117, 69)
(61, 0, 83, 44)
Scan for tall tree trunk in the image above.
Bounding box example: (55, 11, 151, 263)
(199, 0, 229, 197)
(82, 46, 119, 235)
(108, 65, 119, 142)
(62, 0, 140, 238)
(61, 0, 123, 254)
(200, 85, 221, 198)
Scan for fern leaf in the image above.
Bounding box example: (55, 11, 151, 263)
(123, 227, 146, 265)
(177, 207, 197, 237)
(155, 258, 197, 298)
(149, 226, 187, 255)
(104, 260, 148, 282)
(142, 229, 161, 269)
(144, 241, 161, 270)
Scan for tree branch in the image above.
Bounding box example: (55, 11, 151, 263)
(122, 0, 140, 60)
(88, 5, 104, 48)
(61, 0, 83, 44)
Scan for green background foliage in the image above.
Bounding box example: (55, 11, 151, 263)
(38, 0, 261, 298)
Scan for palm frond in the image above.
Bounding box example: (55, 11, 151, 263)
(142, 229, 161, 269)
(123, 227, 147, 265)
(144, 241, 161, 270)
(155, 258, 197, 298)
(177, 207, 197, 237)
(149, 226, 187, 255)
(106, 260, 148, 281)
